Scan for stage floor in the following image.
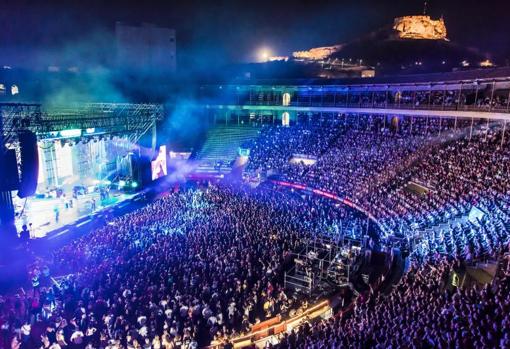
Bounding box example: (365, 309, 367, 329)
(14, 191, 135, 239)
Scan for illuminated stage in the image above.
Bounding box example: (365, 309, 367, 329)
(11, 132, 141, 238)
(14, 190, 135, 238)
(0, 103, 164, 237)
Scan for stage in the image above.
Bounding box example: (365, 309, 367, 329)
(14, 190, 135, 239)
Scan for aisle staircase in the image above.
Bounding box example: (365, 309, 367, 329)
(194, 126, 260, 174)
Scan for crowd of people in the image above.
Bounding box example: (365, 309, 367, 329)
(0, 184, 369, 349)
(242, 115, 510, 348)
(276, 249, 510, 348)
(246, 115, 510, 258)
(1, 111, 510, 348)
(245, 123, 340, 176)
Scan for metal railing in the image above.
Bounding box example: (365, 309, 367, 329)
(234, 100, 510, 113)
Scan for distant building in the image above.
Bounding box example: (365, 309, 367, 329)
(115, 22, 176, 75)
(293, 45, 343, 61)
(393, 15, 447, 40)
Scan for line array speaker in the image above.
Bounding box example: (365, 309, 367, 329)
(17, 130, 39, 198)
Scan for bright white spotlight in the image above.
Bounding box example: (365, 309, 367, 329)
(258, 48, 271, 62)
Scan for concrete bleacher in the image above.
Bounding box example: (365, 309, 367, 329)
(194, 126, 260, 174)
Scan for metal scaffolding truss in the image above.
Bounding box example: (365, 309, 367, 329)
(40, 103, 164, 146)
(0, 103, 43, 148)
(1, 102, 163, 148)
(284, 235, 363, 296)
(40, 103, 163, 133)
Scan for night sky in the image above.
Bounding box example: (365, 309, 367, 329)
(1, 0, 509, 69)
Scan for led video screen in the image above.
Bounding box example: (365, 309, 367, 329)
(151, 145, 168, 180)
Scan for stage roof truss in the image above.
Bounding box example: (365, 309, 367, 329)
(1, 102, 163, 142)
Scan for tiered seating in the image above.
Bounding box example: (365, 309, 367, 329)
(368, 127, 510, 238)
(245, 116, 510, 261)
(194, 126, 260, 173)
(245, 123, 343, 178)
(416, 199, 510, 260)
(304, 129, 426, 199)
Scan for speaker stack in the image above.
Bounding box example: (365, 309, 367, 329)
(0, 148, 19, 192)
(17, 130, 39, 198)
(131, 152, 152, 186)
(0, 127, 39, 244)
